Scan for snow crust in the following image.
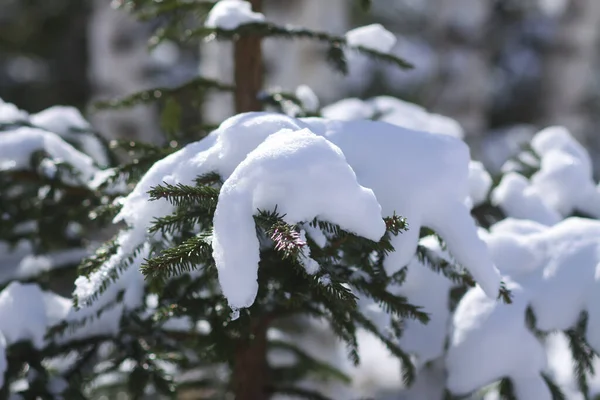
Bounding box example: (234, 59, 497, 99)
(345, 24, 397, 54)
(205, 0, 265, 30)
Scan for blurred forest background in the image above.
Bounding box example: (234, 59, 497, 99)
(2, 0, 600, 174)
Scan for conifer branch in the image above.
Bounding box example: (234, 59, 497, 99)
(185, 23, 413, 73)
(93, 77, 234, 110)
(141, 233, 213, 279)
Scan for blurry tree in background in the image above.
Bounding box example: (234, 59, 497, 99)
(4, 0, 600, 170)
(0, 0, 90, 112)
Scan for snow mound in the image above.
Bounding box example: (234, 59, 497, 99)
(0, 98, 28, 125)
(494, 126, 600, 221)
(0, 127, 97, 181)
(468, 161, 492, 207)
(345, 24, 397, 54)
(213, 128, 385, 309)
(322, 96, 464, 138)
(205, 0, 265, 30)
(30, 106, 109, 167)
(492, 172, 561, 226)
(447, 217, 600, 396)
(0, 282, 70, 349)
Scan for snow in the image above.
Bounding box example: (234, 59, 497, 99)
(468, 161, 492, 207)
(30, 106, 109, 167)
(0, 127, 97, 181)
(295, 85, 319, 113)
(0, 333, 5, 389)
(447, 217, 600, 396)
(322, 96, 464, 138)
(491, 172, 561, 226)
(492, 125, 600, 222)
(212, 128, 385, 309)
(31, 106, 91, 135)
(205, 0, 265, 30)
(446, 281, 546, 395)
(394, 236, 454, 364)
(77, 111, 500, 326)
(345, 24, 397, 54)
(0, 98, 28, 125)
(0, 282, 70, 349)
(298, 230, 320, 275)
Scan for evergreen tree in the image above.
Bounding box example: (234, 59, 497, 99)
(4, 2, 600, 400)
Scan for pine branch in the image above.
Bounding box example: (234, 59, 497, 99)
(269, 340, 351, 384)
(566, 313, 597, 399)
(497, 378, 518, 400)
(140, 232, 213, 279)
(93, 77, 234, 110)
(542, 373, 567, 400)
(351, 277, 429, 324)
(352, 311, 416, 385)
(416, 244, 475, 288)
(74, 243, 146, 307)
(78, 236, 120, 277)
(147, 181, 219, 209)
(185, 23, 413, 73)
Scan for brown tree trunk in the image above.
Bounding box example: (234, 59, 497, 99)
(233, 317, 270, 400)
(232, 4, 268, 397)
(234, 0, 264, 113)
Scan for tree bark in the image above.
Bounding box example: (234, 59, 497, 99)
(234, 0, 264, 113)
(233, 316, 270, 400)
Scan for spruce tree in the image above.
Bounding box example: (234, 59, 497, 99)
(12, 1, 600, 400)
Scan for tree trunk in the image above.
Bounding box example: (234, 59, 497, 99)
(234, 0, 264, 113)
(231, 2, 268, 397)
(233, 317, 270, 400)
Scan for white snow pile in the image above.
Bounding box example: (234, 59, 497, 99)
(295, 85, 320, 114)
(0, 97, 109, 167)
(205, 0, 265, 30)
(0, 128, 98, 181)
(345, 24, 397, 54)
(73, 111, 501, 323)
(30, 106, 109, 167)
(0, 98, 28, 125)
(0, 282, 70, 350)
(213, 128, 385, 308)
(492, 126, 600, 224)
(322, 96, 464, 139)
(446, 217, 600, 399)
(468, 161, 492, 207)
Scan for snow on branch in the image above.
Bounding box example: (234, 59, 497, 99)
(73, 112, 502, 329)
